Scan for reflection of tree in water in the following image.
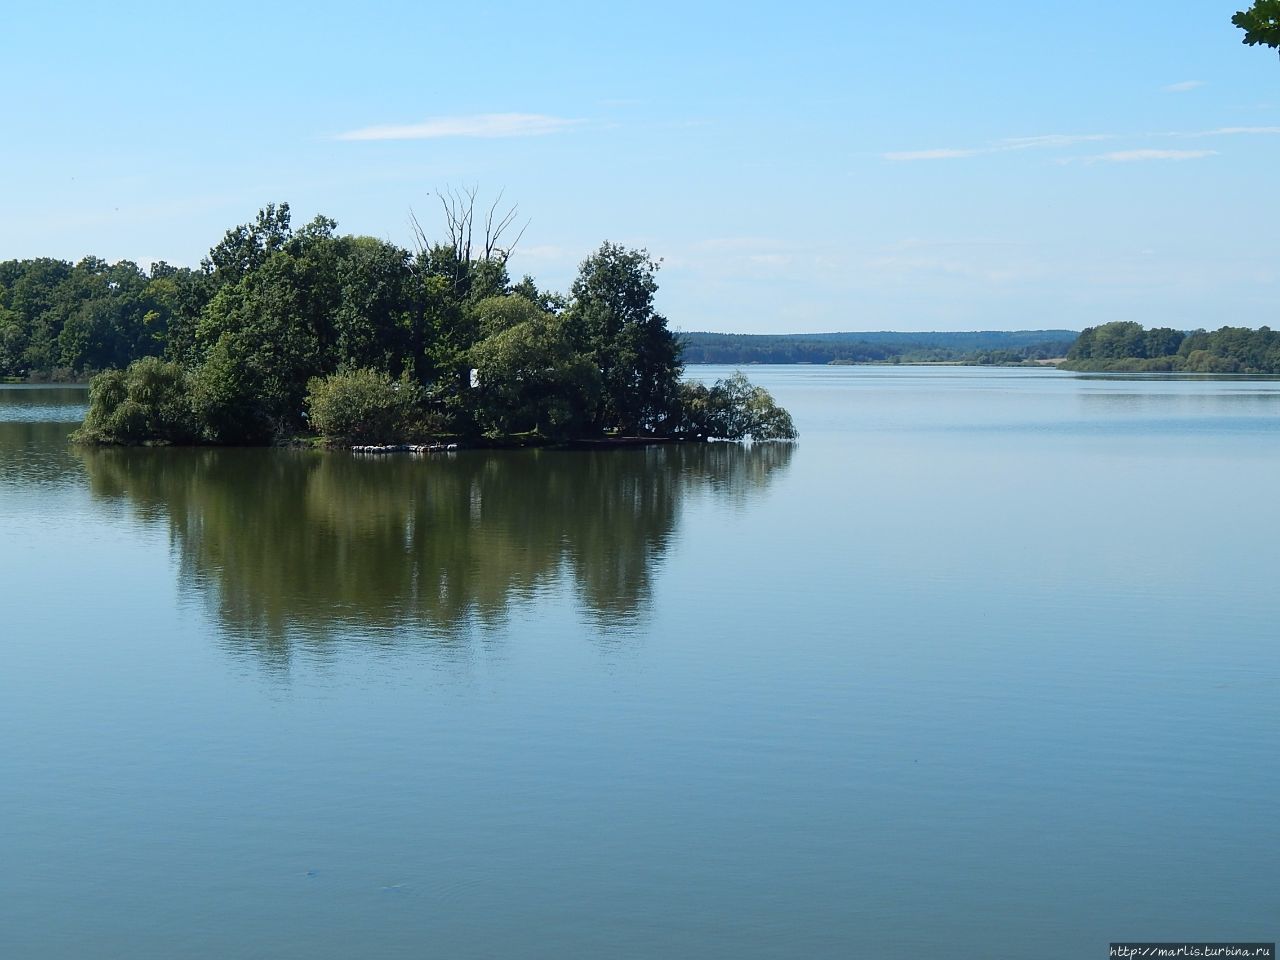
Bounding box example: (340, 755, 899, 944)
(80, 443, 793, 663)
(1, 419, 88, 487)
(0, 388, 89, 488)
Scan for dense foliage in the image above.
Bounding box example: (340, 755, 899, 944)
(1233, 1, 1280, 54)
(72, 357, 197, 445)
(305, 369, 427, 444)
(0, 256, 196, 380)
(1061, 321, 1280, 373)
(53, 201, 793, 445)
(678, 330, 1076, 365)
(678, 373, 797, 441)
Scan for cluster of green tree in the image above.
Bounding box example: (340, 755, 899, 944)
(58, 199, 794, 445)
(79, 441, 794, 656)
(1234, 1, 1280, 55)
(678, 330, 1076, 365)
(1061, 321, 1280, 373)
(0, 256, 196, 380)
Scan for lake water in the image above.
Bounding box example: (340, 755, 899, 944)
(2, 367, 1277, 958)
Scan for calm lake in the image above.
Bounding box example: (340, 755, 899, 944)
(2, 366, 1277, 959)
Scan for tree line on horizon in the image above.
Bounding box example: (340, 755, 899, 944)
(679, 330, 1077, 365)
(8, 203, 1280, 441)
(0, 243, 1073, 383)
(1061, 321, 1280, 373)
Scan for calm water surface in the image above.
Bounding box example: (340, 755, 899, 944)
(2, 368, 1277, 958)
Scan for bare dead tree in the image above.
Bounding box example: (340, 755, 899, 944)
(407, 206, 428, 261)
(481, 189, 529, 263)
(439, 184, 477, 265)
(408, 186, 529, 293)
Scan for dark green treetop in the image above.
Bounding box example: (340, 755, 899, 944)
(1233, 1, 1280, 54)
(566, 243, 683, 434)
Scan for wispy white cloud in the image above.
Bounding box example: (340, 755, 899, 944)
(747, 253, 794, 267)
(1185, 125, 1280, 137)
(697, 236, 780, 252)
(1000, 133, 1115, 149)
(883, 147, 981, 161)
(336, 113, 582, 141)
(884, 133, 1111, 161)
(511, 244, 568, 262)
(1163, 80, 1205, 93)
(863, 244, 1047, 285)
(670, 237, 804, 279)
(1089, 149, 1217, 163)
(884, 124, 1280, 162)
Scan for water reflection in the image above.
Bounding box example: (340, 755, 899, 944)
(0, 385, 89, 420)
(1073, 383, 1280, 437)
(79, 444, 793, 662)
(0, 387, 88, 488)
(1078, 387, 1280, 412)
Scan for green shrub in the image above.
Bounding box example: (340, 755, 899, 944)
(678, 372, 797, 441)
(305, 368, 424, 443)
(72, 357, 198, 445)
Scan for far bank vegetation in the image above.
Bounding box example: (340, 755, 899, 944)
(1059, 321, 1280, 374)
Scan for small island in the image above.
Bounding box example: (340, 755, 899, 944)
(0, 199, 795, 447)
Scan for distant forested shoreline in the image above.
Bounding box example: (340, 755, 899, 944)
(678, 330, 1077, 366)
(1059, 322, 1280, 374)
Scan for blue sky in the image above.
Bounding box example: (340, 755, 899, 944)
(1, 0, 1277, 332)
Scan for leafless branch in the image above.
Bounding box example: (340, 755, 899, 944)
(413, 186, 531, 285)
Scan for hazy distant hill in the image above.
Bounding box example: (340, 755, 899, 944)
(678, 330, 1079, 365)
